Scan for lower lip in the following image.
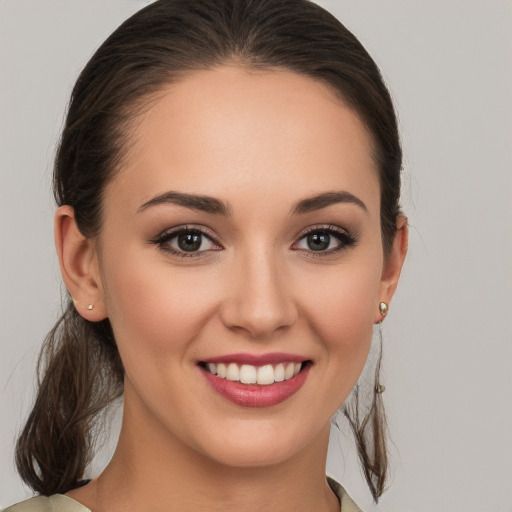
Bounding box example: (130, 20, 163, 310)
(200, 365, 310, 407)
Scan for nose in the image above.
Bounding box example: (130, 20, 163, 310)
(219, 248, 297, 340)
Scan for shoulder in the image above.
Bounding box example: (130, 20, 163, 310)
(327, 476, 363, 512)
(5, 481, 359, 512)
(2, 495, 91, 512)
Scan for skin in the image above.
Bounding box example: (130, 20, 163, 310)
(56, 66, 407, 512)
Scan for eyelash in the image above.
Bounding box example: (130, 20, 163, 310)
(292, 224, 357, 257)
(149, 225, 222, 258)
(149, 224, 357, 258)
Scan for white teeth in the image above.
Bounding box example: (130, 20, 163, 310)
(217, 363, 227, 378)
(226, 363, 239, 381)
(240, 364, 257, 384)
(274, 363, 285, 382)
(205, 361, 304, 385)
(256, 365, 275, 385)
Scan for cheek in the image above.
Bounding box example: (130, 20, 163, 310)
(303, 263, 380, 338)
(296, 257, 382, 388)
(100, 249, 217, 361)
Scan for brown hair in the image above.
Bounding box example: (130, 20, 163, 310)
(16, 0, 401, 502)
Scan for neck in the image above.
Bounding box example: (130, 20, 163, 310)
(70, 389, 339, 512)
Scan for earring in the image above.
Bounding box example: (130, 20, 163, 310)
(375, 383, 386, 394)
(379, 301, 388, 318)
(87, 304, 94, 310)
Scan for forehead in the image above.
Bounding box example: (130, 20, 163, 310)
(108, 66, 379, 216)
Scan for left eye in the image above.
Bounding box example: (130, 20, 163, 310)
(294, 227, 355, 253)
(173, 232, 210, 252)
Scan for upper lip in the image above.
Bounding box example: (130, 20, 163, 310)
(200, 352, 309, 366)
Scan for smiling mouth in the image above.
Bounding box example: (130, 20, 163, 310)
(199, 361, 311, 385)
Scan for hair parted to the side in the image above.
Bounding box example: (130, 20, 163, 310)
(16, 0, 402, 502)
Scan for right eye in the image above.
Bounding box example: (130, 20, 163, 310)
(150, 227, 222, 257)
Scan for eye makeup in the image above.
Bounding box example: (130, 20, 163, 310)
(149, 225, 223, 258)
(149, 222, 357, 260)
(291, 224, 358, 258)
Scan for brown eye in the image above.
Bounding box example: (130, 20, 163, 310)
(306, 232, 331, 251)
(293, 225, 357, 255)
(151, 227, 221, 257)
(177, 232, 203, 252)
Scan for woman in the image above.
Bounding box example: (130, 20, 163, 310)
(4, 0, 407, 510)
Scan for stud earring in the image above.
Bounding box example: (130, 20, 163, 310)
(87, 304, 94, 310)
(379, 301, 388, 318)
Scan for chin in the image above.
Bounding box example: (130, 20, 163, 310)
(202, 442, 301, 469)
(189, 417, 327, 470)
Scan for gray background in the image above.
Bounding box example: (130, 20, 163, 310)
(1, 1, 511, 510)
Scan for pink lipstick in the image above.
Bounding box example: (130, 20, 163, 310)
(199, 353, 311, 407)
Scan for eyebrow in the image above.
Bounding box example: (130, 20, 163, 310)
(291, 191, 368, 215)
(137, 191, 231, 215)
(137, 189, 366, 216)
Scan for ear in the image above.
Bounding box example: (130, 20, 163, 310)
(375, 214, 408, 323)
(55, 205, 107, 321)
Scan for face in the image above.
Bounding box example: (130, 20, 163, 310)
(92, 66, 395, 468)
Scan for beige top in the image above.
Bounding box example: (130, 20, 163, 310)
(3, 477, 362, 512)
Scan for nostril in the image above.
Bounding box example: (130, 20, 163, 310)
(219, 299, 298, 339)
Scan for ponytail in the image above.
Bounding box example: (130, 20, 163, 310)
(15, 302, 123, 495)
(342, 332, 389, 501)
